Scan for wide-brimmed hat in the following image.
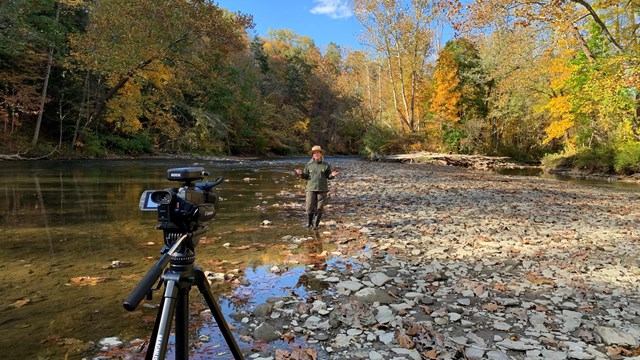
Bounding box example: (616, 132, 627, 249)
(309, 145, 325, 155)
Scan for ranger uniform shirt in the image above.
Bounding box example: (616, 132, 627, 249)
(301, 159, 334, 192)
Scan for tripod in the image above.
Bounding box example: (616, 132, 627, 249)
(124, 232, 244, 360)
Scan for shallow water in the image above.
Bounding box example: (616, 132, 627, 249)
(0, 157, 355, 359)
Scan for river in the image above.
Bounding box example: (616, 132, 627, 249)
(0, 157, 359, 359)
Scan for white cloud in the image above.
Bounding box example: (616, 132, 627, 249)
(310, 0, 353, 19)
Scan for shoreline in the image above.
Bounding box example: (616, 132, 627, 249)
(5, 150, 638, 186)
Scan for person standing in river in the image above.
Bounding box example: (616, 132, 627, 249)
(295, 145, 339, 230)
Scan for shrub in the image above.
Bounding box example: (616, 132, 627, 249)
(573, 146, 615, 173)
(361, 127, 397, 158)
(542, 146, 617, 174)
(614, 141, 640, 174)
(541, 151, 575, 170)
(103, 132, 154, 155)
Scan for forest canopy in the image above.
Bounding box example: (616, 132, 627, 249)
(1, 0, 638, 173)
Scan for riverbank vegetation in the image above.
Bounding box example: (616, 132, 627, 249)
(1, 0, 638, 174)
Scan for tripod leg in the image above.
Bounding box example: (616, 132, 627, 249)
(146, 278, 179, 360)
(194, 269, 245, 360)
(174, 282, 190, 360)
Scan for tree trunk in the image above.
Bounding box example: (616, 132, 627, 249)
(71, 72, 90, 149)
(571, 0, 624, 52)
(83, 56, 155, 131)
(32, 3, 59, 147)
(570, 23, 595, 64)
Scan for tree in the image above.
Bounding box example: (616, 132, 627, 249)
(353, 0, 445, 133)
(68, 0, 253, 147)
(0, 0, 67, 140)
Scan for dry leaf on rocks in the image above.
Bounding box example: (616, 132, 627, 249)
(482, 303, 503, 312)
(473, 284, 485, 296)
(275, 347, 318, 360)
(422, 349, 438, 359)
(396, 330, 415, 349)
(281, 332, 295, 343)
(405, 322, 424, 336)
(524, 272, 555, 286)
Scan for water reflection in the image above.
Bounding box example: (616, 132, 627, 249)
(0, 158, 343, 359)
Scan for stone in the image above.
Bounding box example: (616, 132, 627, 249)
(253, 323, 280, 342)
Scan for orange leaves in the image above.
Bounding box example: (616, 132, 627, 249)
(274, 347, 318, 360)
(608, 346, 640, 358)
(431, 50, 462, 123)
(482, 302, 504, 312)
(523, 271, 555, 286)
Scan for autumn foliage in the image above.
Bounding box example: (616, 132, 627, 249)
(0, 0, 638, 172)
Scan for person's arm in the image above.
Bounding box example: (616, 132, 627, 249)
(325, 164, 338, 179)
(299, 165, 310, 179)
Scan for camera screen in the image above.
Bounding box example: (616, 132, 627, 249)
(139, 190, 160, 211)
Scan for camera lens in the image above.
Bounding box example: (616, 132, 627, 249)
(150, 190, 172, 205)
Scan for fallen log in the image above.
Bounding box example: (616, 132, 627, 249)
(0, 147, 59, 161)
(383, 152, 529, 170)
(0, 153, 28, 161)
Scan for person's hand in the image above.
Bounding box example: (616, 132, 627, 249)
(295, 168, 302, 175)
(331, 171, 339, 177)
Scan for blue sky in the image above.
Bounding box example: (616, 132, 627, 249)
(216, 0, 366, 51)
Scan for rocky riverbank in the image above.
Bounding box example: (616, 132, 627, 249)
(236, 161, 640, 360)
(95, 161, 640, 360)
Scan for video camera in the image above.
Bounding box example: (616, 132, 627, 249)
(139, 167, 223, 251)
(125, 167, 243, 359)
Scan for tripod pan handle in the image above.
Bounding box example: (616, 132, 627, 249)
(123, 253, 170, 311)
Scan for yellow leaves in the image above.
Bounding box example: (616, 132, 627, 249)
(542, 94, 576, 145)
(547, 55, 575, 92)
(106, 80, 143, 133)
(543, 117, 575, 145)
(142, 61, 175, 89)
(292, 119, 310, 135)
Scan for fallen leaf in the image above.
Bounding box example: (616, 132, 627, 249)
(69, 276, 110, 286)
(523, 272, 554, 286)
(281, 332, 295, 343)
(10, 298, 31, 308)
(422, 349, 438, 359)
(482, 303, 503, 312)
(493, 283, 509, 292)
(396, 332, 415, 349)
(405, 322, 423, 336)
